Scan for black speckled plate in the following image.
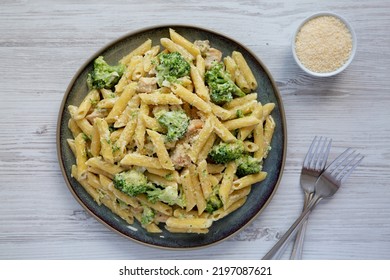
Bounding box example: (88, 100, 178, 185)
(57, 25, 287, 249)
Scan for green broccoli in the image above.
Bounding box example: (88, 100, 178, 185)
(156, 52, 190, 86)
(87, 56, 125, 90)
(208, 140, 245, 164)
(113, 169, 154, 197)
(141, 205, 155, 225)
(236, 155, 262, 177)
(205, 62, 245, 104)
(156, 110, 190, 142)
(147, 185, 186, 208)
(205, 186, 223, 213)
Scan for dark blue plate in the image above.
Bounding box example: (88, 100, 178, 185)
(57, 25, 287, 249)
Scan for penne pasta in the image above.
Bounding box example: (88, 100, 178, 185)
(222, 116, 261, 131)
(219, 161, 237, 209)
(190, 65, 209, 102)
(197, 159, 213, 199)
(74, 133, 88, 180)
(120, 39, 152, 65)
(210, 115, 236, 143)
(67, 28, 276, 234)
(120, 153, 163, 169)
(188, 117, 213, 163)
(232, 51, 258, 90)
(232, 172, 268, 190)
(85, 156, 124, 175)
(171, 83, 211, 113)
(169, 28, 201, 57)
(160, 37, 194, 61)
(146, 129, 175, 170)
(165, 217, 212, 229)
(138, 92, 183, 105)
(74, 89, 100, 120)
(95, 118, 114, 164)
(106, 83, 137, 124)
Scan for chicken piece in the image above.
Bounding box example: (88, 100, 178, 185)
(204, 48, 222, 69)
(194, 40, 210, 55)
(185, 119, 204, 142)
(136, 77, 157, 93)
(170, 143, 191, 169)
(86, 109, 109, 123)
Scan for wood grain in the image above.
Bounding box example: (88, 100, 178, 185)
(1, 0, 390, 260)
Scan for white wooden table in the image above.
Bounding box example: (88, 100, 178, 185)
(1, 0, 389, 260)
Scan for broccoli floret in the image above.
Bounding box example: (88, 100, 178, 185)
(157, 110, 190, 142)
(147, 185, 186, 208)
(87, 56, 125, 90)
(205, 186, 223, 213)
(236, 155, 262, 177)
(141, 205, 155, 225)
(208, 140, 245, 164)
(113, 169, 154, 197)
(156, 52, 190, 86)
(205, 62, 245, 104)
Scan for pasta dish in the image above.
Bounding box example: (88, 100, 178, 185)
(66, 28, 275, 234)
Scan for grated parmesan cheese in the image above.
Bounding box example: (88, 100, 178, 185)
(295, 15, 353, 73)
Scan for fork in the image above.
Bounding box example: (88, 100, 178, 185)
(262, 148, 364, 260)
(290, 136, 332, 259)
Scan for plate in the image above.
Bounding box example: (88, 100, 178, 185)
(57, 25, 287, 249)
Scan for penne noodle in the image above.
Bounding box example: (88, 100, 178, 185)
(232, 172, 268, 190)
(169, 28, 201, 57)
(171, 83, 211, 113)
(188, 117, 213, 163)
(263, 115, 276, 159)
(198, 132, 217, 162)
(223, 93, 257, 109)
(207, 164, 225, 174)
(232, 51, 258, 90)
(133, 102, 148, 151)
(120, 39, 152, 65)
(68, 118, 82, 138)
(243, 141, 259, 153)
(106, 83, 137, 124)
(210, 115, 236, 143)
(120, 153, 163, 169)
(145, 172, 177, 188)
(180, 168, 196, 212)
(90, 121, 101, 157)
(196, 54, 206, 78)
(197, 159, 213, 199)
(160, 37, 194, 61)
(165, 217, 212, 229)
(211, 197, 247, 221)
(74, 133, 88, 180)
(222, 116, 261, 131)
(146, 129, 175, 170)
(219, 161, 237, 209)
(85, 156, 124, 175)
(190, 65, 209, 102)
(74, 89, 100, 120)
(68, 105, 93, 138)
(95, 118, 114, 164)
(138, 92, 182, 105)
(189, 164, 207, 215)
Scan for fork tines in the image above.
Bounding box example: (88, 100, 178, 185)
(304, 136, 332, 172)
(325, 148, 364, 183)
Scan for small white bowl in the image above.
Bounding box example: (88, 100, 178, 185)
(292, 12, 357, 77)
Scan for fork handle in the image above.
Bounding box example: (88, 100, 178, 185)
(290, 192, 314, 259)
(262, 195, 322, 260)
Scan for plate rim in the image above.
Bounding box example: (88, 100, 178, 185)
(56, 24, 287, 250)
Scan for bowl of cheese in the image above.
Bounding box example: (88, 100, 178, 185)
(292, 12, 357, 77)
